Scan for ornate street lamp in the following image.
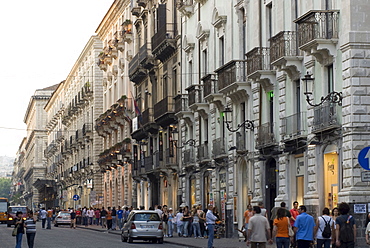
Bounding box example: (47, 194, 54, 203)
(171, 128, 196, 148)
(302, 72, 343, 107)
(223, 106, 254, 132)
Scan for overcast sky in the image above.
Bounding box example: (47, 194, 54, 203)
(0, 0, 113, 157)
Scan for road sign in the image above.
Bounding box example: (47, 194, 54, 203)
(73, 194, 80, 201)
(361, 171, 370, 182)
(358, 146, 370, 170)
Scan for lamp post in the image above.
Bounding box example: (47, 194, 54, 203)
(302, 72, 343, 107)
(223, 106, 254, 132)
(171, 128, 196, 148)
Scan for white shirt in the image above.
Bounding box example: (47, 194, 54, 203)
(206, 210, 217, 224)
(40, 210, 47, 219)
(316, 215, 334, 239)
(87, 209, 94, 218)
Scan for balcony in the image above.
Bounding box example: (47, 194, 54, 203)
(174, 94, 193, 124)
(312, 102, 340, 133)
(144, 155, 154, 172)
(165, 148, 176, 165)
(154, 96, 176, 126)
(184, 148, 195, 165)
(139, 42, 154, 70)
(294, 10, 339, 64)
(128, 44, 151, 84)
(281, 112, 307, 140)
(212, 138, 226, 158)
(256, 122, 277, 149)
(246, 47, 275, 86)
(83, 123, 92, 137)
(202, 74, 224, 108)
(142, 108, 158, 134)
(177, 0, 194, 17)
(137, 0, 148, 8)
(269, 31, 303, 78)
(76, 129, 84, 143)
(152, 23, 177, 62)
(197, 143, 209, 161)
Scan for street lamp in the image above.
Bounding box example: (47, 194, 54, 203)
(223, 106, 254, 132)
(171, 128, 196, 148)
(302, 72, 343, 107)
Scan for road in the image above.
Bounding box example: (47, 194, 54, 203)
(0, 223, 186, 248)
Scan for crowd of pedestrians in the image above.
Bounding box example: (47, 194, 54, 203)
(244, 201, 357, 248)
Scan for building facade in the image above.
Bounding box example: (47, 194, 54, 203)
(22, 85, 58, 210)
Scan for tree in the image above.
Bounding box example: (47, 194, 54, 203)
(0, 178, 12, 198)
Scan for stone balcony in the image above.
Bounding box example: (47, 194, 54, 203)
(246, 47, 275, 88)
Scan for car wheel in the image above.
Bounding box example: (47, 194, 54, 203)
(158, 238, 163, 244)
(121, 235, 127, 242)
(128, 237, 133, 243)
(151, 239, 157, 243)
(54, 224, 58, 227)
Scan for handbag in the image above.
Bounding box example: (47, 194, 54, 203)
(12, 224, 18, 237)
(287, 217, 294, 237)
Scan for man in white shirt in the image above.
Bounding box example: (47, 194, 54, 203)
(40, 208, 47, 229)
(206, 204, 218, 248)
(247, 206, 273, 248)
(87, 208, 94, 225)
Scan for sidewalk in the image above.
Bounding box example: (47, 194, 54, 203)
(77, 224, 275, 248)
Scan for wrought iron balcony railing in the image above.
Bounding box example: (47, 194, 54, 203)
(83, 123, 92, 135)
(256, 122, 276, 148)
(184, 148, 195, 164)
(216, 60, 247, 91)
(312, 102, 340, 132)
(187, 85, 202, 106)
(281, 112, 307, 139)
(212, 138, 225, 157)
(246, 47, 271, 76)
(270, 31, 299, 63)
(151, 23, 177, 62)
(202, 74, 217, 98)
(197, 143, 209, 160)
(142, 108, 154, 126)
(144, 155, 154, 171)
(295, 10, 339, 47)
(174, 94, 189, 113)
(154, 96, 174, 119)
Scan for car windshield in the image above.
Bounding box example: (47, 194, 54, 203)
(10, 207, 27, 213)
(133, 213, 160, 221)
(59, 212, 70, 216)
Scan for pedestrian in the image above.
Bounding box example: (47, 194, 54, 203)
(315, 207, 334, 248)
(82, 207, 88, 226)
(290, 201, 299, 248)
(106, 207, 112, 230)
(335, 202, 356, 248)
(100, 207, 107, 228)
(198, 204, 205, 238)
(244, 204, 253, 240)
(182, 205, 192, 237)
(247, 206, 273, 248)
(176, 208, 184, 237)
(94, 208, 100, 225)
(111, 207, 117, 230)
(87, 207, 94, 225)
(272, 208, 290, 248)
(168, 208, 174, 237)
(258, 201, 268, 218)
(365, 213, 370, 245)
(40, 208, 47, 229)
(124, 206, 130, 221)
(206, 204, 218, 248)
(293, 205, 315, 248)
(75, 208, 82, 225)
(24, 211, 36, 248)
(70, 209, 76, 229)
(46, 207, 53, 229)
(162, 205, 169, 237)
(192, 205, 202, 238)
(117, 206, 124, 230)
(14, 211, 25, 248)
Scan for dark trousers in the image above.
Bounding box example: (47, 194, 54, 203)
(41, 218, 46, 228)
(107, 219, 112, 229)
(199, 221, 205, 237)
(297, 240, 311, 248)
(26, 233, 36, 248)
(338, 241, 355, 248)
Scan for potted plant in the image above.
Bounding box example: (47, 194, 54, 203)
(122, 19, 132, 33)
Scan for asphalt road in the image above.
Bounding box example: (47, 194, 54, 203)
(0, 222, 185, 248)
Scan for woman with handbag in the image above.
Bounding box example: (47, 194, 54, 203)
(272, 208, 291, 248)
(14, 211, 25, 248)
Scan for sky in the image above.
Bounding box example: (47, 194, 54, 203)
(0, 0, 114, 157)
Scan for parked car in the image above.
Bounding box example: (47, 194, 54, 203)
(121, 210, 163, 244)
(7, 206, 28, 227)
(54, 211, 71, 227)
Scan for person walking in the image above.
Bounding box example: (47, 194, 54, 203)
(315, 207, 334, 248)
(162, 205, 169, 237)
(192, 206, 202, 238)
(111, 207, 117, 230)
(100, 207, 107, 228)
(40, 208, 47, 229)
(106, 207, 113, 230)
(82, 207, 88, 226)
(87, 207, 94, 225)
(117, 206, 123, 230)
(14, 211, 25, 248)
(293, 205, 315, 248)
(335, 202, 356, 248)
(46, 207, 53, 229)
(182, 206, 192, 237)
(70, 209, 76, 229)
(167, 208, 175, 237)
(290, 201, 299, 248)
(25, 211, 37, 248)
(244, 204, 253, 240)
(247, 206, 273, 248)
(198, 205, 205, 238)
(176, 208, 184, 237)
(272, 208, 290, 248)
(94, 208, 100, 226)
(206, 204, 218, 248)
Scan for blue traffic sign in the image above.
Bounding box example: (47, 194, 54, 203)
(73, 194, 80, 201)
(358, 146, 370, 170)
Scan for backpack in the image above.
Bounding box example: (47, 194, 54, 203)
(340, 215, 354, 242)
(321, 216, 332, 238)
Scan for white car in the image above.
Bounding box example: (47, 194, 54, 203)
(121, 210, 164, 244)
